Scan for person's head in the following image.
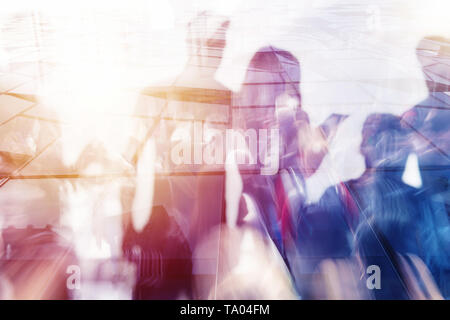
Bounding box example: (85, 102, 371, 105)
(416, 36, 450, 93)
(243, 46, 301, 110)
(186, 12, 229, 69)
(360, 113, 411, 172)
(236, 46, 302, 133)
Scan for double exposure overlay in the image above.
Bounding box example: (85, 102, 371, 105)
(0, 1, 449, 300)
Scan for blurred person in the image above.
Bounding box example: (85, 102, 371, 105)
(0, 105, 79, 299)
(296, 111, 447, 299)
(232, 46, 330, 265)
(349, 113, 448, 299)
(400, 36, 450, 292)
(231, 47, 353, 299)
(122, 12, 232, 299)
(400, 36, 450, 202)
(122, 205, 192, 300)
(57, 141, 134, 299)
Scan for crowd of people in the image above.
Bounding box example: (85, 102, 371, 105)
(0, 13, 449, 300)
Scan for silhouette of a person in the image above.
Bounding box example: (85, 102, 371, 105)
(122, 13, 233, 299)
(233, 47, 331, 270)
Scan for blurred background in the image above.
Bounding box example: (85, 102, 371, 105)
(0, 0, 449, 299)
